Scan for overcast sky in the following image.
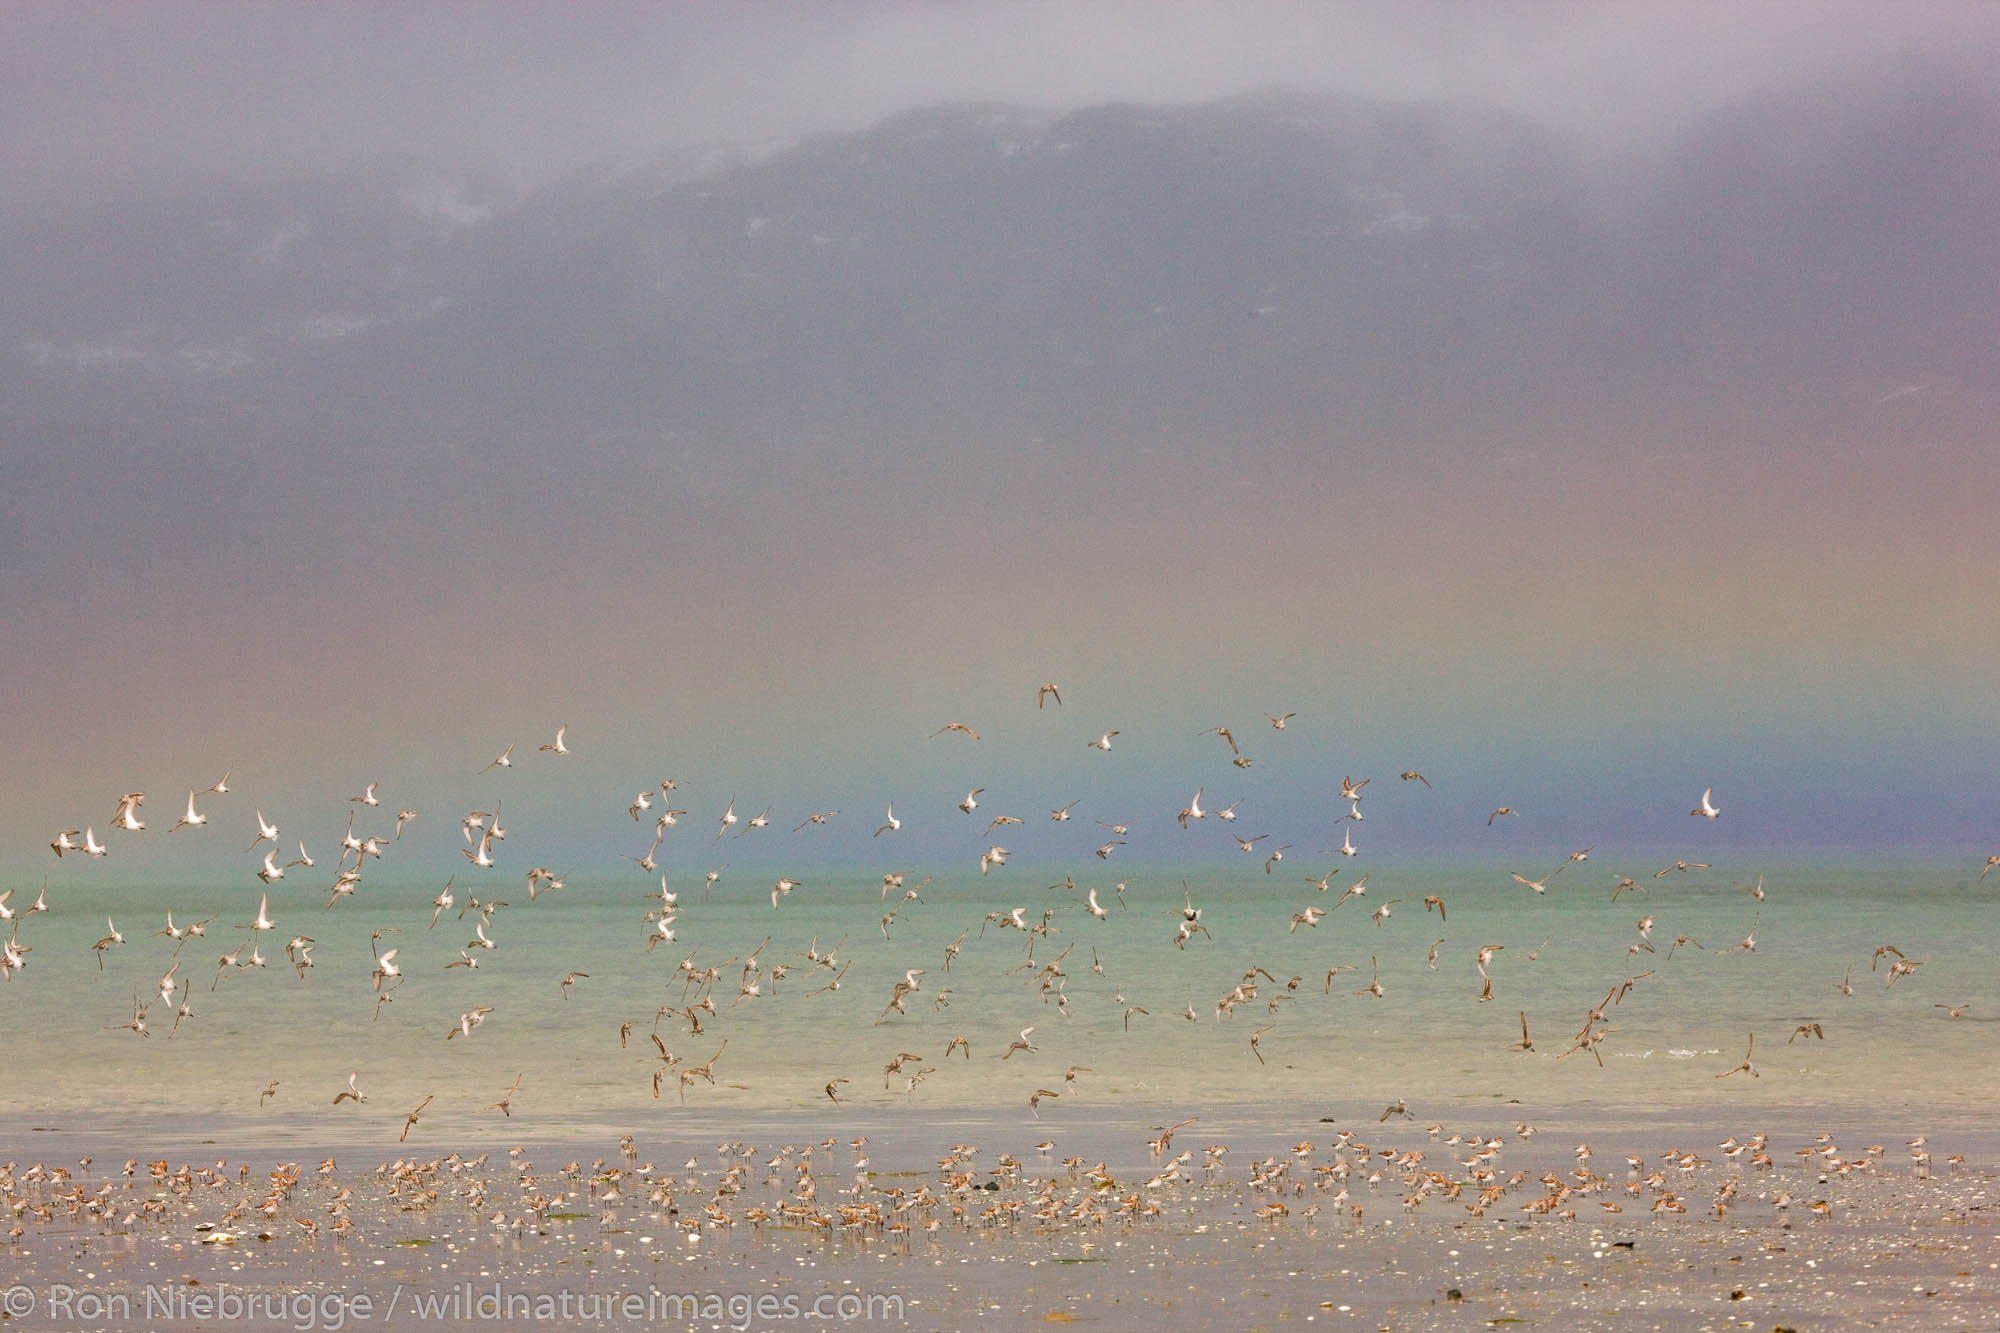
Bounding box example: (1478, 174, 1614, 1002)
(5, 2, 1999, 874)
(8, 2, 1998, 200)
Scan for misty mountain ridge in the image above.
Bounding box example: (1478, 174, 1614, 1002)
(6, 71, 1995, 458)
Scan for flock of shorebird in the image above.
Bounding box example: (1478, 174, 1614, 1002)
(8, 684, 1985, 1143)
(0, 1115, 1959, 1253)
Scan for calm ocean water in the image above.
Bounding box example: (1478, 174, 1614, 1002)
(4, 856, 1991, 1140)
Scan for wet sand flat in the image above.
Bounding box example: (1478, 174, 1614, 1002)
(3, 1104, 1993, 1331)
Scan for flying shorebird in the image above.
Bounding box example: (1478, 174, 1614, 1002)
(932, 722, 980, 740)
(1000, 1026, 1038, 1059)
(464, 831, 496, 869)
(332, 1072, 367, 1105)
(170, 790, 206, 832)
(1400, 770, 1431, 787)
(1265, 712, 1295, 729)
(1510, 870, 1553, 895)
(1715, 1033, 1758, 1079)
(716, 796, 738, 839)
(874, 806, 900, 836)
(246, 810, 279, 852)
(446, 1007, 495, 1040)
(1087, 730, 1118, 751)
(1202, 726, 1239, 755)
(257, 847, 284, 883)
(1691, 786, 1720, 819)
(1178, 788, 1205, 827)
(112, 792, 145, 831)
(1488, 807, 1517, 825)
(1037, 682, 1062, 708)
(958, 789, 983, 814)
(351, 782, 380, 807)
(538, 725, 569, 755)
(483, 744, 515, 772)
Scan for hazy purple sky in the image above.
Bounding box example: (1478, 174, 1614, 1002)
(7, 2, 1996, 199)
(4, 3, 1998, 882)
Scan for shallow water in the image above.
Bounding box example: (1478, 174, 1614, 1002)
(4, 856, 1992, 1140)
